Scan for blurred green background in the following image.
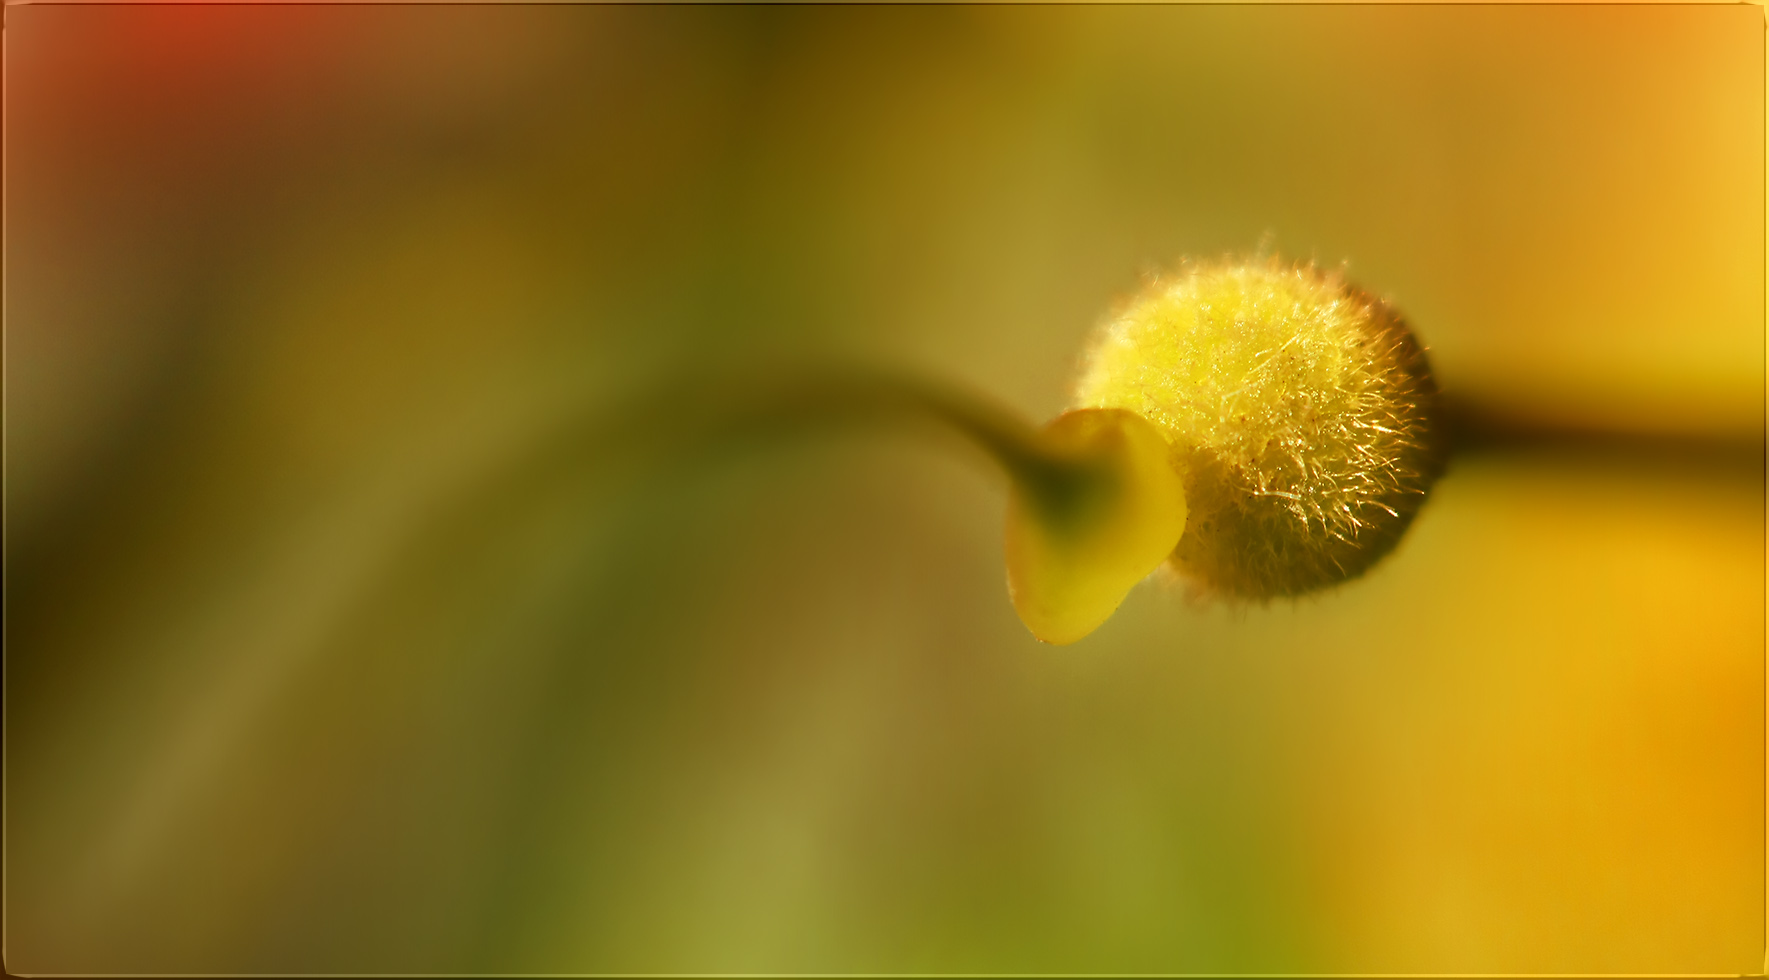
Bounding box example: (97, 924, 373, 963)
(6, 4, 1762, 974)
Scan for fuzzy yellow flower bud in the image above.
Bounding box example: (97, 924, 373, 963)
(590, 255, 1442, 645)
(1074, 257, 1444, 600)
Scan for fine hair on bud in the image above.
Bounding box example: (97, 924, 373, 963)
(1074, 256, 1445, 600)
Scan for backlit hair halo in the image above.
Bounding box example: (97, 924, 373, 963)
(1008, 255, 1443, 642)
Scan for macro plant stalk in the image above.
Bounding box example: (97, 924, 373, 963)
(599, 369, 1192, 645)
(522, 256, 1444, 646)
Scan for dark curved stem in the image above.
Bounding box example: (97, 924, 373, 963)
(1438, 393, 1764, 477)
(480, 365, 1114, 538)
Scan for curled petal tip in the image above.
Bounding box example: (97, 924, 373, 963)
(1003, 409, 1187, 644)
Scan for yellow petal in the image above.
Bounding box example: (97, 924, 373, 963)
(1003, 408, 1187, 645)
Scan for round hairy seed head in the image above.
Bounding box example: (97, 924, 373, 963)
(1073, 257, 1445, 600)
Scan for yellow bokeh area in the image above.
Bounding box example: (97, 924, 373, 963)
(5, 4, 1762, 974)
